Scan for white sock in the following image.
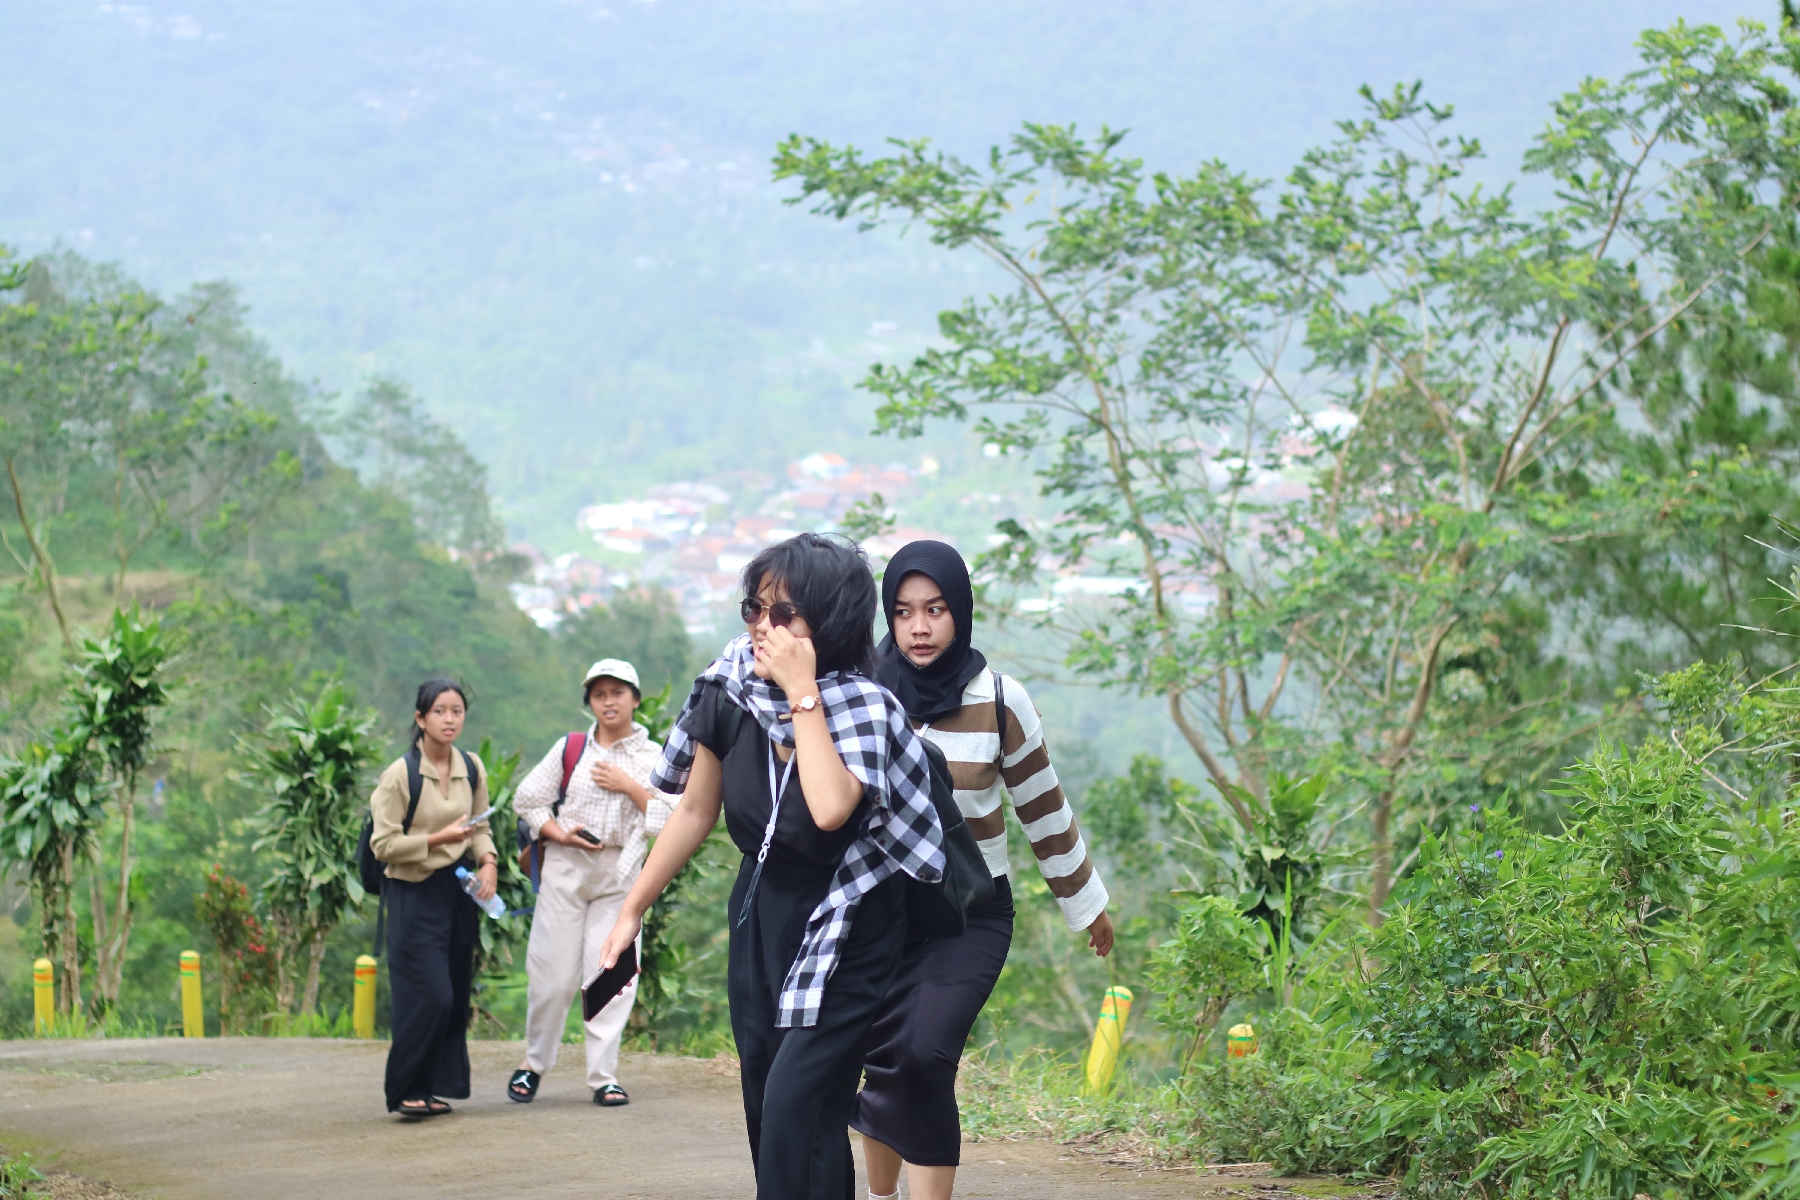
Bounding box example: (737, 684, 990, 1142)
(869, 1192, 898, 1200)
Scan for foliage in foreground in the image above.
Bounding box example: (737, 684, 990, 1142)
(968, 668, 1800, 1197)
(0, 1148, 43, 1199)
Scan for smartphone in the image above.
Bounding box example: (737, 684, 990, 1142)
(583, 943, 638, 1020)
(574, 828, 602, 845)
(466, 806, 497, 827)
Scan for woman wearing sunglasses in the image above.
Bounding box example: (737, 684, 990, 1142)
(596, 533, 945, 1200)
(853, 540, 1114, 1200)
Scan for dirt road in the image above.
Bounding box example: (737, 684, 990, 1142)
(0, 1039, 1360, 1199)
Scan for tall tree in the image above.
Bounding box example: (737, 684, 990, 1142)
(0, 255, 153, 647)
(332, 377, 506, 559)
(247, 679, 381, 1017)
(775, 18, 1800, 919)
(555, 586, 695, 696)
(0, 729, 102, 1014)
(0, 253, 298, 639)
(78, 606, 173, 1009)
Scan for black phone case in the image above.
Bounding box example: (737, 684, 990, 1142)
(582, 942, 638, 1020)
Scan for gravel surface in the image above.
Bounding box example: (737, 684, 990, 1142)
(0, 1038, 1377, 1198)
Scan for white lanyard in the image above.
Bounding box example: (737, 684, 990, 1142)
(735, 739, 797, 928)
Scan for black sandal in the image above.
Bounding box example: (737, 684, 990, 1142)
(594, 1083, 629, 1107)
(508, 1069, 541, 1103)
(397, 1097, 451, 1118)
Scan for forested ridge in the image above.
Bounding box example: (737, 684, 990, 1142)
(0, 0, 1744, 546)
(8, 5, 1800, 1196)
(0, 250, 696, 1033)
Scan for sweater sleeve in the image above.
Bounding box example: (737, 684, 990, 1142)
(998, 679, 1109, 932)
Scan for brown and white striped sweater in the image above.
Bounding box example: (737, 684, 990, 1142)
(911, 671, 1109, 931)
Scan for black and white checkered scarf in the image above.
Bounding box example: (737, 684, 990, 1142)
(652, 634, 946, 1027)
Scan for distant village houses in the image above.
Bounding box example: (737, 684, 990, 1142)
(509, 452, 953, 635)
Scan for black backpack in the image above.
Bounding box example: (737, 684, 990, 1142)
(357, 746, 482, 950)
(901, 675, 1003, 940)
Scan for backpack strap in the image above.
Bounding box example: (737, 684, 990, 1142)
(992, 670, 1008, 774)
(403, 747, 425, 834)
(556, 732, 586, 816)
(530, 732, 586, 893)
(459, 746, 481, 798)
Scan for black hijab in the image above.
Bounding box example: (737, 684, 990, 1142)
(875, 540, 988, 723)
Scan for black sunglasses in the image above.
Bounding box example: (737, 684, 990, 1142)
(741, 597, 801, 628)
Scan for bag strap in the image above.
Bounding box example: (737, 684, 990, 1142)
(555, 732, 586, 817)
(716, 686, 746, 750)
(403, 748, 425, 834)
(460, 746, 481, 797)
(407, 745, 481, 831)
(527, 733, 586, 894)
(992, 671, 1008, 774)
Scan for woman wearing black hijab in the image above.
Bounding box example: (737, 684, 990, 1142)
(853, 541, 1114, 1200)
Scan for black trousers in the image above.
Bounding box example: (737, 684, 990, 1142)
(850, 874, 1015, 1165)
(729, 856, 907, 1200)
(383, 868, 477, 1112)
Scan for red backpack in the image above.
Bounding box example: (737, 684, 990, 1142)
(515, 732, 587, 890)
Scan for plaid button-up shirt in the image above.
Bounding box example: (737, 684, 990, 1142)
(514, 722, 678, 883)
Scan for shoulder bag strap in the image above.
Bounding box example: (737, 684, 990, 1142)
(992, 670, 1008, 774)
(459, 746, 481, 797)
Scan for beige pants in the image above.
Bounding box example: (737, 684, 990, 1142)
(523, 842, 639, 1090)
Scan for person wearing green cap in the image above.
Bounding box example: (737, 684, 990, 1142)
(507, 658, 676, 1107)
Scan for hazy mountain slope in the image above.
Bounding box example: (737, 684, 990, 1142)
(0, 0, 1752, 542)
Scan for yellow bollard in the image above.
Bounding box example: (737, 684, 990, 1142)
(179, 950, 204, 1038)
(1227, 1021, 1258, 1058)
(353, 955, 378, 1039)
(1082, 985, 1133, 1093)
(33, 959, 53, 1036)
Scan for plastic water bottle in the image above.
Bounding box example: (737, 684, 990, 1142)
(455, 867, 507, 919)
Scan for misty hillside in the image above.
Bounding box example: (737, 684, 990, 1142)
(0, 0, 1752, 543)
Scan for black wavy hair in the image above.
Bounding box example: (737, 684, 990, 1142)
(741, 532, 877, 677)
(411, 678, 469, 748)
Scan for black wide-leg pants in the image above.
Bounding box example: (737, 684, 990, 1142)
(729, 857, 907, 1200)
(383, 868, 477, 1112)
(850, 874, 1015, 1165)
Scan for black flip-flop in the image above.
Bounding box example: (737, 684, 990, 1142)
(594, 1083, 629, 1107)
(508, 1069, 541, 1103)
(397, 1097, 451, 1118)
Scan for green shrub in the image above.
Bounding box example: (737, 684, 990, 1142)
(0, 1149, 43, 1198)
(1342, 738, 1800, 1197)
(1145, 894, 1264, 1070)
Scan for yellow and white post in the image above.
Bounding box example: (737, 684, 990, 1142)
(179, 950, 204, 1037)
(1083, 985, 1133, 1093)
(353, 955, 378, 1039)
(32, 959, 53, 1036)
